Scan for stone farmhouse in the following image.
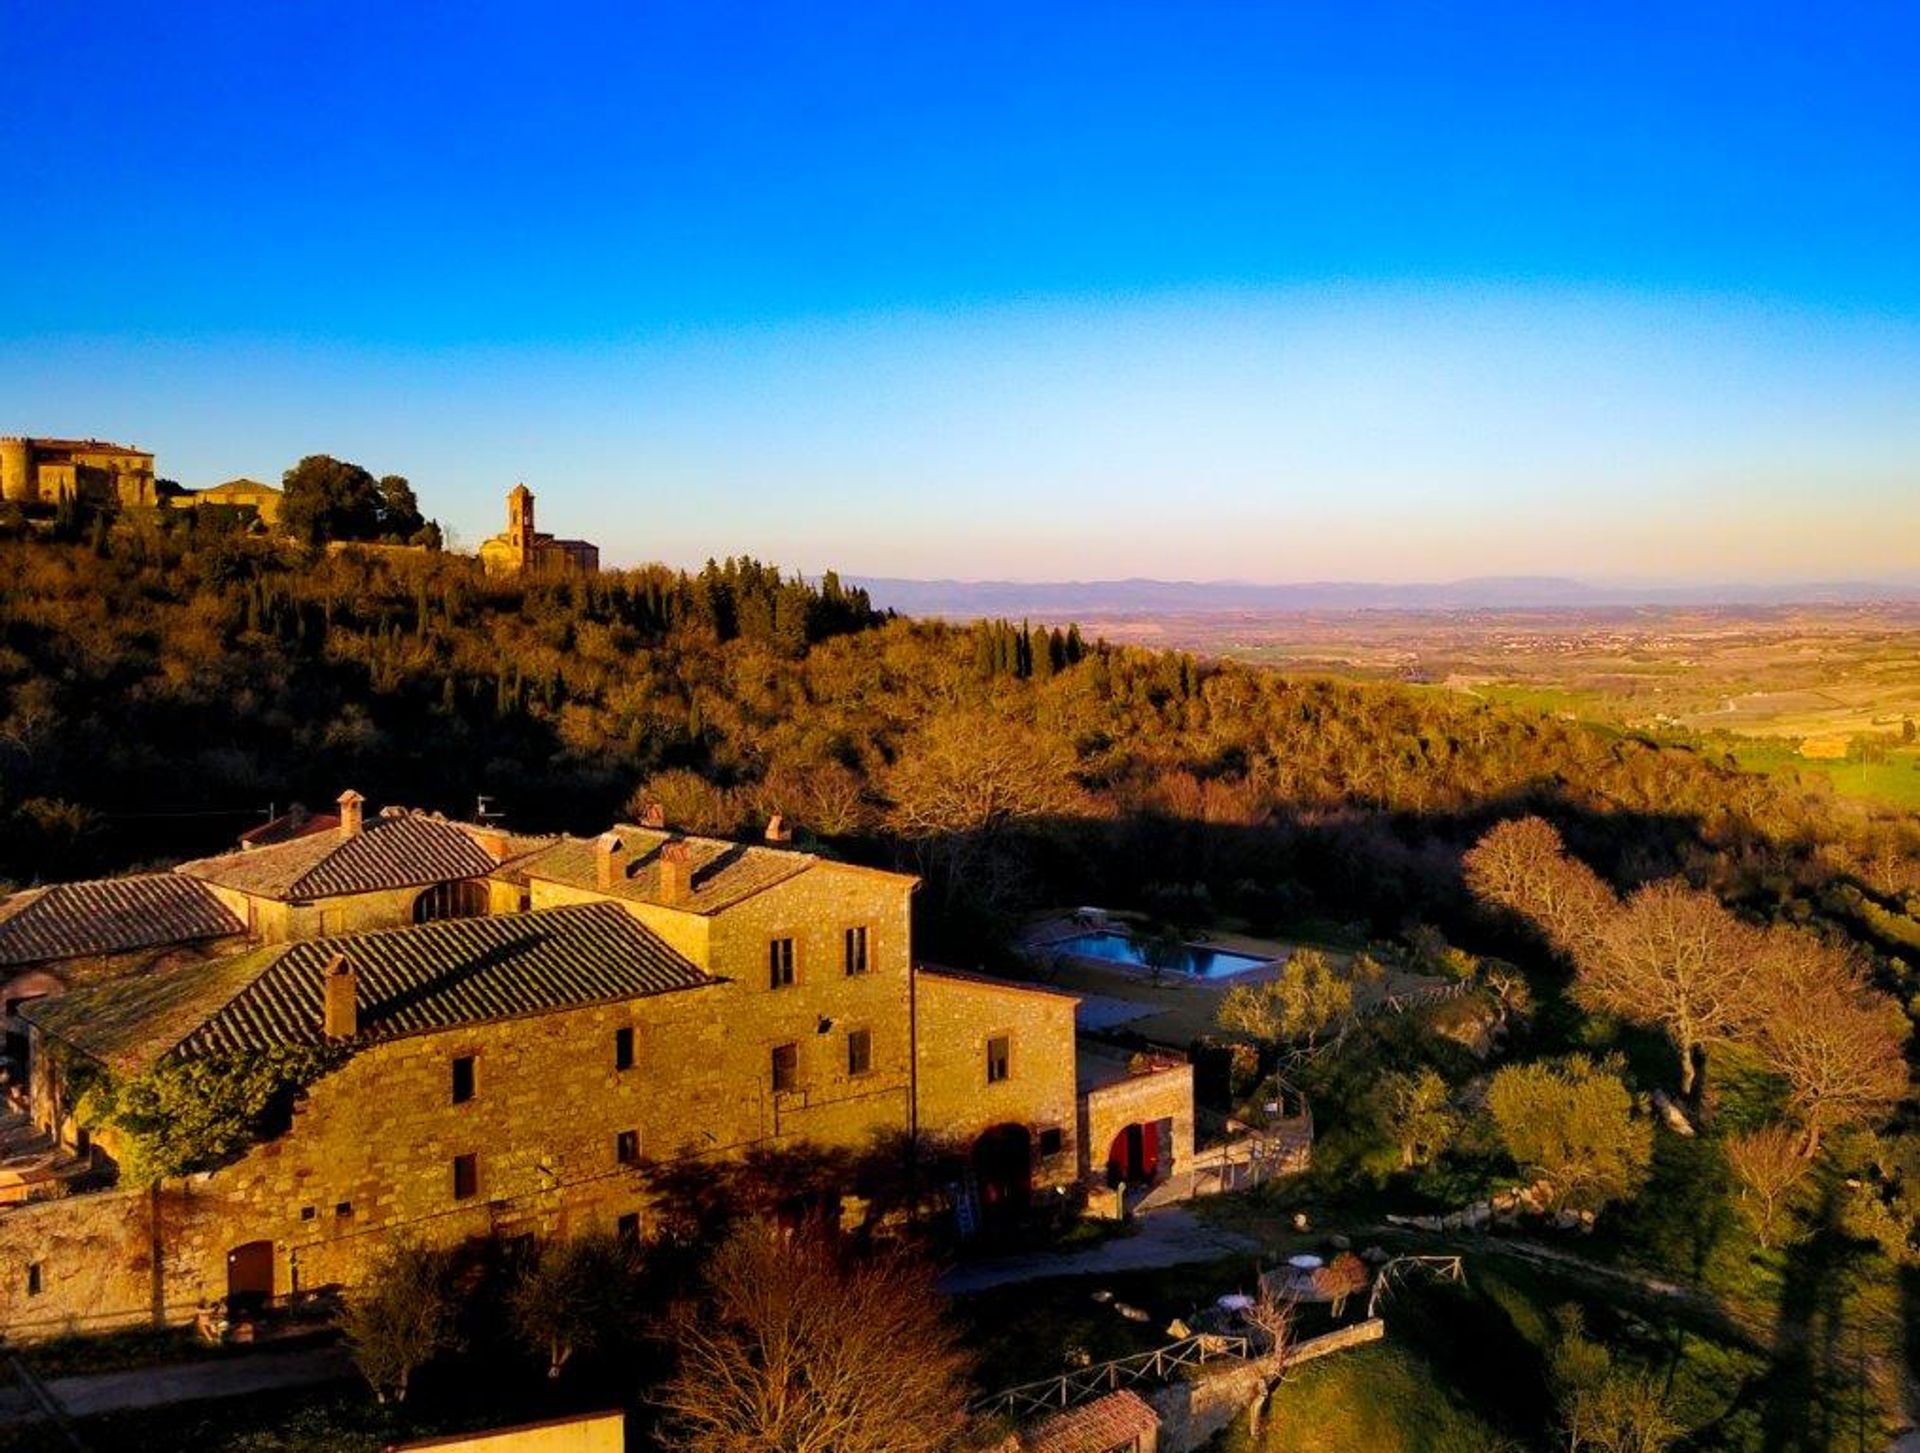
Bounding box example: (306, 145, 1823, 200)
(0, 794, 1192, 1339)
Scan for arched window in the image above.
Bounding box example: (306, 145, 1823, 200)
(413, 879, 490, 924)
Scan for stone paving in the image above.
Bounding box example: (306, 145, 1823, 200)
(939, 1206, 1260, 1295)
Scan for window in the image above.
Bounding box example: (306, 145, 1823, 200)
(844, 925, 869, 976)
(335, 1202, 354, 1219)
(26, 1262, 41, 1297)
(616, 1129, 640, 1165)
(1038, 1127, 1064, 1157)
(614, 1026, 635, 1071)
(414, 879, 490, 923)
(451, 1055, 476, 1104)
(769, 937, 796, 989)
(617, 1212, 641, 1244)
(300, 1205, 317, 1221)
(847, 1027, 872, 1077)
(771, 1042, 798, 1093)
(452, 1154, 478, 1201)
(986, 1035, 1011, 1084)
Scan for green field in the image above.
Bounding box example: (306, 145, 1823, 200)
(1217, 1343, 1509, 1453)
(1718, 737, 1920, 811)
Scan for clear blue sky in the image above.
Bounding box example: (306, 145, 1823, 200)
(4, 1, 1918, 580)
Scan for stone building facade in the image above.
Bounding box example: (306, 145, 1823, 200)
(0, 437, 157, 509)
(477, 485, 598, 576)
(0, 803, 1180, 1340)
(167, 477, 283, 526)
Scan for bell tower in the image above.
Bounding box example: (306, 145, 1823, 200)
(506, 484, 536, 568)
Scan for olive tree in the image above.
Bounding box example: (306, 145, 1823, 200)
(339, 1241, 461, 1404)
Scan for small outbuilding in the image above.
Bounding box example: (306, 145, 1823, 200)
(1021, 1389, 1161, 1453)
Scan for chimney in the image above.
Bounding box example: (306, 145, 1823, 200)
(595, 832, 625, 892)
(659, 840, 692, 906)
(473, 827, 511, 862)
(764, 813, 791, 845)
(322, 954, 358, 1040)
(337, 789, 366, 841)
(639, 801, 666, 830)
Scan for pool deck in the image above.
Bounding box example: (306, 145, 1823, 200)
(1022, 917, 1309, 1047)
(1022, 914, 1441, 1050)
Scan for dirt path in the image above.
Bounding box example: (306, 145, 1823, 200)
(939, 1207, 1260, 1295)
(0, 1344, 355, 1427)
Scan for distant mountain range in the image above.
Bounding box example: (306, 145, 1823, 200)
(852, 574, 1920, 618)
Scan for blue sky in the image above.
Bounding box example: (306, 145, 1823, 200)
(3, 2, 1918, 580)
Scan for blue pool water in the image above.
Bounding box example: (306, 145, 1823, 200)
(1045, 930, 1271, 980)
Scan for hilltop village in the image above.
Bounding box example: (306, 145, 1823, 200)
(0, 435, 597, 576)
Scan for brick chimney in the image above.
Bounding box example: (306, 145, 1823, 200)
(764, 813, 791, 844)
(337, 789, 365, 842)
(595, 831, 626, 891)
(639, 801, 666, 830)
(659, 840, 692, 906)
(322, 954, 357, 1039)
(473, 827, 511, 862)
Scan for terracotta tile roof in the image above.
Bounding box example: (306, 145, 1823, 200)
(25, 902, 715, 1072)
(519, 827, 817, 914)
(236, 808, 339, 849)
(918, 964, 1081, 1001)
(1022, 1390, 1159, 1453)
(177, 813, 499, 901)
(0, 874, 244, 968)
(21, 946, 283, 1076)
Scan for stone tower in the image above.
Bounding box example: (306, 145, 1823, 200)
(506, 484, 535, 569)
(0, 439, 32, 505)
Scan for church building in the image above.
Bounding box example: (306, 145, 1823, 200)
(477, 485, 599, 576)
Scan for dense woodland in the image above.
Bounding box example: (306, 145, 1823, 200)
(4, 516, 1920, 1448)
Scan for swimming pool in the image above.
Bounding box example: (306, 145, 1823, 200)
(1044, 930, 1272, 980)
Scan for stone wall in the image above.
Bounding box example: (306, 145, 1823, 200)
(1146, 1321, 1385, 1453)
(913, 972, 1079, 1186)
(391, 1411, 624, 1452)
(1081, 1063, 1194, 1186)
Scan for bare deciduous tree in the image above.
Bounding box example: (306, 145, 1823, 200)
(1463, 816, 1614, 964)
(883, 710, 1082, 839)
(1725, 1123, 1810, 1248)
(1583, 880, 1756, 1097)
(1749, 928, 1907, 1156)
(654, 1226, 973, 1453)
(1466, 820, 1758, 1098)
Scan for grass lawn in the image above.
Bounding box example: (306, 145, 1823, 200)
(1214, 1342, 1510, 1453)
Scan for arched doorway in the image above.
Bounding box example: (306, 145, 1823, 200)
(413, 879, 490, 923)
(1106, 1122, 1161, 1188)
(971, 1124, 1032, 1220)
(225, 1240, 275, 1313)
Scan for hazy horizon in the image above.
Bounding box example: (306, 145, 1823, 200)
(5, 4, 1918, 582)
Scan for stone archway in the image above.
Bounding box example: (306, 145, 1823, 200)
(1105, 1121, 1162, 1189)
(971, 1124, 1032, 1219)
